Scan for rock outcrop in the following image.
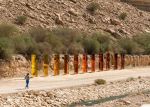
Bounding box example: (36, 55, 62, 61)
(0, 55, 29, 78)
(0, 0, 149, 37)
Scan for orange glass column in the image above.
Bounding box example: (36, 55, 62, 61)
(64, 54, 69, 75)
(114, 53, 118, 70)
(54, 54, 60, 76)
(121, 54, 125, 69)
(106, 52, 110, 70)
(82, 53, 87, 73)
(99, 52, 103, 71)
(91, 54, 95, 72)
(74, 54, 79, 74)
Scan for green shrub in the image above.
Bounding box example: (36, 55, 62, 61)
(67, 43, 83, 54)
(37, 42, 52, 55)
(13, 35, 39, 58)
(119, 12, 127, 20)
(82, 38, 100, 54)
(117, 38, 141, 54)
(30, 27, 49, 43)
(0, 23, 18, 37)
(51, 28, 83, 54)
(86, 2, 99, 15)
(95, 79, 106, 85)
(16, 15, 27, 25)
(92, 32, 115, 53)
(133, 33, 150, 54)
(0, 38, 14, 59)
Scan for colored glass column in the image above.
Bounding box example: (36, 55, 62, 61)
(74, 54, 79, 74)
(64, 54, 69, 74)
(31, 54, 38, 77)
(43, 55, 49, 76)
(121, 54, 125, 69)
(54, 54, 60, 76)
(91, 54, 95, 72)
(106, 52, 110, 70)
(82, 53, 87, 73)
(114, 53, 118, 70)
(99, 52, 103, 71)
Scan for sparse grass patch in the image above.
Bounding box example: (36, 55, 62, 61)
(86, 2, 99, 15)
(95, 79, 106, 85)
(119, 12, 127, 20)
(138, 76, 142, 79)
(16, 15, 27, 25)
(126, 77, 135, 82)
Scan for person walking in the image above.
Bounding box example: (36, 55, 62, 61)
(25, 73, 30, 89)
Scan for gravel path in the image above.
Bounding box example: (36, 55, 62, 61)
(0, 76, 150, 107)
(0, 67, 150, 94)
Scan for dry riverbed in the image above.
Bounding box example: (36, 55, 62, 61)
(0, 77, 150, 107)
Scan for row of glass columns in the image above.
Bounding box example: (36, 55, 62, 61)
(31, 52, 126, 77)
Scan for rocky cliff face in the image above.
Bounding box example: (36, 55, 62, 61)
(121, 0, 150, 11)
(0, 55, 29, 78)
(0, 0, 149, 38)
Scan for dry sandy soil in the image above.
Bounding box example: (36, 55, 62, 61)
(0, 67, 150, 107)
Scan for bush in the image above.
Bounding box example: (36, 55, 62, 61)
(117, 38, 141, 54)
(133, 33, 150, 54)
(30, 27, 49, 43)
(95, 79, 106, 85)
(37, 42, 52, 55)
(92, 32, 115, 53)
(126, 77, 135, 82)
(0, 23, 18, 37)
(0, 38, 14, 59)
(13, 35, 39, 58)
(51, 28, 83, 54)
(82, 38, 100, 54)
(16, 15, 27, 25)
(67, 43, 83, 54)
(86, 2, 99, 15)
(119, 12, 127, 20)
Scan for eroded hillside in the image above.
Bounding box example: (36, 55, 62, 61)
(0, 0, 149, 38)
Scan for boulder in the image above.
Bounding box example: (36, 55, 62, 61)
(68, 8, 79, 16)
(110, 18, 122, 25)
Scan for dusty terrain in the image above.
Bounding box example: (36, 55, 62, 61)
(0, 74, 149, 107)
(0, 68, 149, 106)
(0, 0, 149, 37)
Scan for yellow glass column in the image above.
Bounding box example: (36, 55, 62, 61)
(31, 54, 38, 77)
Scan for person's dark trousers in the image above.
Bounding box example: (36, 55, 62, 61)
(26, 80, 29, 88)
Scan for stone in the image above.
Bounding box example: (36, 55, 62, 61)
(68, 8, 79, 16)
(102, 17, 111, 24)
(69, 0, 77, 3)
(110, 18, 122, 25)
(118, 28, 130, 35)
(119, 100, 131, 105)
(55, 14, 64, 25)
(88, 17, 96, 24)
